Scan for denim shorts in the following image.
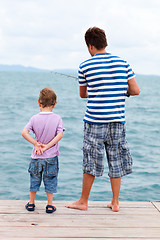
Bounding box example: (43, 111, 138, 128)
(83, 122, 132, 178)
(28, 156, 59, 193)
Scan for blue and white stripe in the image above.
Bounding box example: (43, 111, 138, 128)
(78, 53, 135, 124)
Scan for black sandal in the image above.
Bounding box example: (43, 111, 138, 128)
(25, 202, 35, 211)
(46, 205, 56, 213)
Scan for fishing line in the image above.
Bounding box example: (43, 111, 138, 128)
(51, 71, 78, 80)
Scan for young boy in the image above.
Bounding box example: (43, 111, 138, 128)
(22, 87, 64, 213)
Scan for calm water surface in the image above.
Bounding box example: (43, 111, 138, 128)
(0, 71, 159, 201)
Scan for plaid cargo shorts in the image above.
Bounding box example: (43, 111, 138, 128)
(83, 122, 133, 178)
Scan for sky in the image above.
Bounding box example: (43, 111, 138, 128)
(0, 0, 160, 75)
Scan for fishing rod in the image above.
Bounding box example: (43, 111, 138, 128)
(51, 71, 78, 80)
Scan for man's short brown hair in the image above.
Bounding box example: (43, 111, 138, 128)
(85, 27, 108, 50)
(38, 88, 57, 108)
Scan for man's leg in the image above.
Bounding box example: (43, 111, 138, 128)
(66, 173, 95, 210)
(107, 177, 121, 212)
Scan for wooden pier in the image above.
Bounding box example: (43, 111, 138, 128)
(0, 200, 160, 239)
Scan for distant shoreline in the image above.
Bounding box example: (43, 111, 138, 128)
(0, 64, 49, 72)
(0, 65, 159, 77)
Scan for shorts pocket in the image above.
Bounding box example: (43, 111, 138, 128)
(46, 158, 58, 177)
(83, 140, 104, 159)
(28, 159, 38, 175)
(120, 142, 133, 169)
(83, 141, 104, 176)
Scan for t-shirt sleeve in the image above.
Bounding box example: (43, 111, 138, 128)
(78, 66, 87, 86)
(25, 116, 35, 134)
(126, 62, 136, 80)
(57, 118, 65, 133)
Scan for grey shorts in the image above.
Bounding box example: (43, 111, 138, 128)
(83, 122, 132, 178)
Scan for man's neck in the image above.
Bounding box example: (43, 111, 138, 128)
(89, 45, 106, 56)
(93, 48, 106, 55)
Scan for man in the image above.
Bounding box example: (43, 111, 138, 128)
(67, 27, 140, 212)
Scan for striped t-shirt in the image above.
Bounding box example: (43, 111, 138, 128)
(78, 52, 135, 124)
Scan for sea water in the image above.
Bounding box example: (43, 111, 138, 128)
(0, 71, 160, 201)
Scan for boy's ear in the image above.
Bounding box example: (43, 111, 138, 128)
(38, 100, 41, 107)
(52, 103, 56, 108)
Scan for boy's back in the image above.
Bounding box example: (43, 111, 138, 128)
(25, 112, 64, 159)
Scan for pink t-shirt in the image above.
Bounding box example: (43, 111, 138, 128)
(25, 112, 65, 159)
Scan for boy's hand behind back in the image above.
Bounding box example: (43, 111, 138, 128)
(34, 142, 43, 155)
(40, 144, 48, 153)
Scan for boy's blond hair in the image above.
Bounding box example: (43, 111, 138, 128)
(38, 88, 57, 108)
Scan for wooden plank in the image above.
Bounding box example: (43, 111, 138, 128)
(152, 201, 160, 212)
(0, 226, 160, 238)
(0, 214, 160, 227)
(0, 207, 158, 215)
(0, 201, 158, 215)
(5, 239, 160, 240)
(0, 200, 153, 208)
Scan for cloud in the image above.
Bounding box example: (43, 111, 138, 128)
(0, 0, 160, 74)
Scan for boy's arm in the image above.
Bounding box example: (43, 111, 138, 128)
(22, 128, 43, 154)
(41, 132, 63, 152)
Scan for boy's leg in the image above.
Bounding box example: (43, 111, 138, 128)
(30, 191, 37, 204)
(43, 157, 59, 211)
(46, 192, 53, 210)
(25, 191, 37, 210)
(66, 172, 95, 210)
(27, 159, 42, 210)
(107, 177, 121, 212)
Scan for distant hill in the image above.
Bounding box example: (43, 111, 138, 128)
(0, 64, 50, 72)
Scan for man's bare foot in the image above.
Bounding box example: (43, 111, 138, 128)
(107, 202, 119, 212)
(66, 200, 88, 210)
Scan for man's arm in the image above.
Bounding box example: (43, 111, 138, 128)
(127, 77, 140, 96)
(79, 86, 88, 98)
